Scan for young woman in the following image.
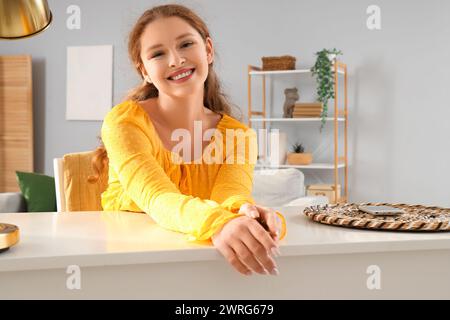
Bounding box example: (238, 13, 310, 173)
(91, 4, 286, 276)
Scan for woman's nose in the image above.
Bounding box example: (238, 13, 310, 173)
(169, 51, 186, 67)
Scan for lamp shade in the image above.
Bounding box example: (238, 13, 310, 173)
(0, 0, 52, 39)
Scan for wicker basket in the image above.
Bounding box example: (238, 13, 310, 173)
(261, 55, 296, 71)
(304, 202, 450, 232)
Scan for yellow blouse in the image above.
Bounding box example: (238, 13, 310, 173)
(100, 100, 286, 242)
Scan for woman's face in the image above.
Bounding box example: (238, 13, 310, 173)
(139, 16, 214, 97)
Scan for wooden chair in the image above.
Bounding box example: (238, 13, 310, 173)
(53, 150, 108, 212)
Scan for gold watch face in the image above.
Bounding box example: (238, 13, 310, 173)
(0, 223, 20, 250)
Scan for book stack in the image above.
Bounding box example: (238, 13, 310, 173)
(292, 102, 323, 118)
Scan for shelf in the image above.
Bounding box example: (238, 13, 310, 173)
(250, 117, 345, 122)
(248, 61, 349, 201)
(255, 163, 346, 170)
(249, 68, 345, 76)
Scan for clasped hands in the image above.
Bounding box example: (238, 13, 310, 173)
(211, 203, 282, 276)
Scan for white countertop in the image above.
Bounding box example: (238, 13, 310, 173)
(1, 206, 450, 272)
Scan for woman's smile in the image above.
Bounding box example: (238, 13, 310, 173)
(167, 68, 195, 83)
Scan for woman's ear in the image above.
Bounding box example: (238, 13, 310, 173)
(144, 75, 152, 84)
(139, 65, 152, 84)
(205, 37, 214, 65)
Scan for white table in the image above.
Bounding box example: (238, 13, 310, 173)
(1, 206, 449, 299)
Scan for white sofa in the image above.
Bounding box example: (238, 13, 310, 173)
(252, 168, 328, 207)
(0, 192, 27, 213)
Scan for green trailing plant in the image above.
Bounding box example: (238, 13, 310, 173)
(291, 142, 305, 153)
(310, 48, 342, 131)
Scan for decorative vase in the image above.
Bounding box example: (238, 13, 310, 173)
(287, 152, 313, 165)
(283, 87, 299, 118)
(269, 131, 287, 166)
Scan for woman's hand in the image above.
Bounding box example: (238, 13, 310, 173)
(238, 203, 283, 245)
(211, 214, 280, 276)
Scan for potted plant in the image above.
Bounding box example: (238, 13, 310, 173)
(310, 48, 343, 131)
(287, 142, 313, 165)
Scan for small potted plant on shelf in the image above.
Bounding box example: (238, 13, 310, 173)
(287, 142, 313, 165)
(310, 48, 343, 131)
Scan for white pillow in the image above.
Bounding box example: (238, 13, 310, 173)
(251, 168, 305, 207)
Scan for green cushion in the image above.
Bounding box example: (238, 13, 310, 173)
(15, 171, 57, 212)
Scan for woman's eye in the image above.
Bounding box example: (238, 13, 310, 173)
(150, 42, 193, 59)
(152, 52, 163, 58)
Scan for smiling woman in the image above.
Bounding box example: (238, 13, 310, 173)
(88, 4, 286, 277)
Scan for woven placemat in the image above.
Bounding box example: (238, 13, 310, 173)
(304, 203, 450, 232)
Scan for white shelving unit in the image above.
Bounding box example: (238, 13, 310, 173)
(247, 62, 349, 203)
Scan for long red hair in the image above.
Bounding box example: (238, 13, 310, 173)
(88, 4, 241, 183)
